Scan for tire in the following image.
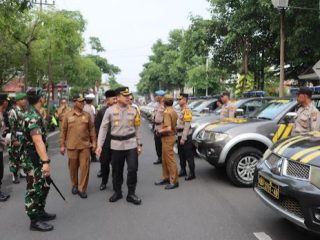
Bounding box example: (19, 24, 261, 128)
(226, 146, 262, 187)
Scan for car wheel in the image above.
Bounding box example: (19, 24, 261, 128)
(226, 147, 262, 187)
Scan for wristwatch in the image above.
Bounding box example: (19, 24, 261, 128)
(41, 159, 51, 164)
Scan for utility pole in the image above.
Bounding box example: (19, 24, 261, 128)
(31, 0, 55, 11)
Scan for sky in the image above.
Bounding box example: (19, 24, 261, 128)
(56, 0, 211, 91)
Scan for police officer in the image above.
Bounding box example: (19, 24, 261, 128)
(0, 93, 10, 202)
(96, 87, 142, 205)
(220, 92, 236, 120)
(292, 87, 320, 136)
(95, 90, 117, 191)
(176, 93, 196, 180)
(60, 93, 96, 199)
(8, 92, 27, 184)
(22, 88, 55, 231)
(152, 90, 165, 165)
(155, 94, 179, 190)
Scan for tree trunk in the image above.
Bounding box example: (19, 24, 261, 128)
(24, 47, 31, 91)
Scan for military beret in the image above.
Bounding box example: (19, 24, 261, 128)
(164, 94, 174, 101)
(15, 92, 27, 101)
(72, 93, 85, 102)
(26, 87, 45, 98)
(297, 87, 312, 97)
(177, 93, 189, 100)
(155, 90, 166, 96)
(0, 93, 9, 101)
(104, 90, 116, 98)
(115, 87, 130, 96)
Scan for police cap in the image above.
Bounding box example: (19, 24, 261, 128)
(115, 87, 131, 96)
(155, 90, 166, 96)
(72, 93, 85, 102)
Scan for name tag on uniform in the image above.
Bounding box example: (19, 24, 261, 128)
(16, 131, 23, 136)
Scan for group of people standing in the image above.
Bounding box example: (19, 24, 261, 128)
(152, 91, 196, 190)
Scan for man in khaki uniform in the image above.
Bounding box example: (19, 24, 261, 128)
(155, 94, 179, 190)
(220, 92, 236, 120)
(152, 90, 165, 165)
(96, 87, 142, 205)
(56, 98, 70, 129)
(60, 94, 96, 199)
(176, 93, 195, 180)
(292, 87, 320, 136)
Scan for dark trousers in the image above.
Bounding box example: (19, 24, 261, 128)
(154, 132, 162, 160)
(112, 148, 138, 194)
(177, 135, 195, 175)
(100, 146, 113, 185)
(0, 151, 3, 186)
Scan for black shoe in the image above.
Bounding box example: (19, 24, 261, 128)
(78, 192, 87, 199)
(109, 192, 123, 202)
(97, 170, 102, 178)
(178, 171, 187, 177)
(154, 179, 170, 186)
(100, 183, 107, 191)
(38, 211, 56, 221)
(30, 220, 54, 232)
(0, 191, 9, 202)
(126, 194, 142, 205)
(71, 186, 78, 195)
(165, 183, 179, 190)
(153, 159, 162, 165)
(185, 175, 196, 181)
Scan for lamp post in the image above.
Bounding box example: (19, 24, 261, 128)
(272, 0, 289, 97)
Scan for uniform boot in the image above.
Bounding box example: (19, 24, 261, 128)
(30, 219, 54, 232)
(38, 211, 56, 221)
(126, 190, 142, 205)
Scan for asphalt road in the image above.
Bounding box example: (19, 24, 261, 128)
(0, 120, 318, 240)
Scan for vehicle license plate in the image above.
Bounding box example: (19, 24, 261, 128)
(258, 175, 280, 199)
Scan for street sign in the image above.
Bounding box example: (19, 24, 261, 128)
(313, 60, 320, 78)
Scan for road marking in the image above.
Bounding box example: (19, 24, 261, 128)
(253, 232, 272, 240)
(47, 130, 59, 139)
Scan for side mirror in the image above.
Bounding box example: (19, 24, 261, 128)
(283, 112, 297, 124)
(235, 108, 244, 118)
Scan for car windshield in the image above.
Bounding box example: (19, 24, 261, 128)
(193, 100, 215, 112)
(253, 100, 293, 120)
(189, 100, 205, 109)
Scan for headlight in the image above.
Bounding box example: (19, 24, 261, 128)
(210, 132, 229, 142)
(310, 166, 320, 189)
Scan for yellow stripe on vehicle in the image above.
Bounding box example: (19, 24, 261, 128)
(277, 137, 309, 155)
(291, 145, 320, 161)
(300, 151, 320, 164)
(272, 124, 286, 143)
(281, 123, 293, 140)
(274, 135, 303, 154)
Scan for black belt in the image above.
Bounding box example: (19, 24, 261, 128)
(155, 122, 161, 125)
(177, 129, 183, 133)
(111, 133, 136, 141)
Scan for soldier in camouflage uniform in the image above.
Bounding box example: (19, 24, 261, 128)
(21, 88, 56, 232)
(8, 92, 27, 184)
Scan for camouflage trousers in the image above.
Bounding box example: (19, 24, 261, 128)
(8, 146, 22, 175)
(22, 150, 50, 220)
